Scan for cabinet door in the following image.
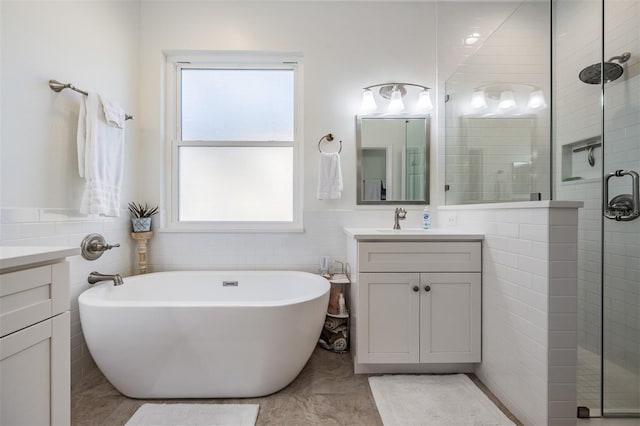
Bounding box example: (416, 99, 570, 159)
(0, 312, 70, 426)
(420, 273, 481, 363)
(358, 273, 420, 363)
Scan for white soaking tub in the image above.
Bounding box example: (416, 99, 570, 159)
(79, 270, 330, 398)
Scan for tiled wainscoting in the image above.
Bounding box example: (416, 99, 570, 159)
(0, 208, 134, 384)
(440, 201, 580, 426)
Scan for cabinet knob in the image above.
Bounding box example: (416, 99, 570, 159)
(412, 286, 419, 292)
(424, 285, 431, 292)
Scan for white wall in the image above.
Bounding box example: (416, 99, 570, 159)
(0, 1, 140, 384)
(137, 1, 437, 272)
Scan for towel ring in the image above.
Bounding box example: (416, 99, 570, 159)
(318, 133, 342, 153)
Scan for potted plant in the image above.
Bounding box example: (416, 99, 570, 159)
(128, 202, 158, 232)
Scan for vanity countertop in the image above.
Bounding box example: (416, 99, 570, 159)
(344, 228, 484, 241)
(0, 246, 80, 271)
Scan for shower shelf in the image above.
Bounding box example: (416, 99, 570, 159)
(561, 136, 601, 182)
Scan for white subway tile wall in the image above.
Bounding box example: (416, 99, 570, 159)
(444, 1, 551, 205)
(443, 205, 578, 426)
(0, 208, 134, 385)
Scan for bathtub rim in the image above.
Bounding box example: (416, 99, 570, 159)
(78, 269, 330, 308)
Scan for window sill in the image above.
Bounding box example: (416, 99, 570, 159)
(158, 223, 305, 233)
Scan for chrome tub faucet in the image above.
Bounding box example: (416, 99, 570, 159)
(393, 208, 407, 230)
(88, 271, 124, 286)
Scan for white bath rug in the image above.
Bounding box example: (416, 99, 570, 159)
(369, 374, 515, 426)
(125, 403, 259, 426)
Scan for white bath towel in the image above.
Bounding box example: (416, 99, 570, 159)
(78, 92, 125, 217)
(363, 179, 382, 201)
(317, 152, 343, 200)
(77, 95, 88, 178)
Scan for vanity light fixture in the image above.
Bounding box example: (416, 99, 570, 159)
(360, 89, 377, 113)
(360, 82, 432, 114)
(498, 90, 517, 111)
(470, 90, 488, 110)
(527, 89, 547, 110)
(387, 87, 405, 113)
(465, 84, 547, 117)
(417, 89, 433, 112)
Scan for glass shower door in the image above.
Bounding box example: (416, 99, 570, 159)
(602, 0, 640, 416)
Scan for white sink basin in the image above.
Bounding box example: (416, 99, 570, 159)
(344, 227, 484, 241)
(375, 228, 430, 234)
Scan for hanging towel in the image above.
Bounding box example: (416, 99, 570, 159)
(78, 93, 125, 217)
(363, 179, 382, 201)
(317, 152, 343, 200)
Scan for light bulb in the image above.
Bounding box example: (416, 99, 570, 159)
(498, 90, 517, 111)
(417, 89, 433, 112)
(360, 89, 377, 113)
(527, 90, 547, 111)
(470, 90, 488, 109)
(387, 87, 405, 113)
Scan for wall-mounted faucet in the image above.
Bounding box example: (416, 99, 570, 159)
(81, 233, 120, 261)
(88, 271, 124, 286)
(393, 208, 407, 230)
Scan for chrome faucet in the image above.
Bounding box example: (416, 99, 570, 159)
(88, 271, 124, 286)
(393, 208, 407, 230)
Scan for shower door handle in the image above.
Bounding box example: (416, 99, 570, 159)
(604, 169, 640, 221)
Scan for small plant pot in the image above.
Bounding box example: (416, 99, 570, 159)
(131, 217, 152, 233)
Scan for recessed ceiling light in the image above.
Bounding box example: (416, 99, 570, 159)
(464, 32, 481, 46)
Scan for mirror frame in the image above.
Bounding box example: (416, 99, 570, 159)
(356, 114, 430, 205)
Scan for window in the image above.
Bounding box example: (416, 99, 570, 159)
(165, 53, 303, 231)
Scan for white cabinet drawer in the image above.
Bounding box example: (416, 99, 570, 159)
(0, 262, 69, 337)
(358, 242, 481, 273)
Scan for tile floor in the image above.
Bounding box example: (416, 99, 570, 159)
(71, 347, 521, 425)
(578, 346, 640, 417)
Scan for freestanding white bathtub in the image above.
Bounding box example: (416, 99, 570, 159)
(79, 270, 329, 398)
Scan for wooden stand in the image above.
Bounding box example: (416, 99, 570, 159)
(131, 231, 153, 274)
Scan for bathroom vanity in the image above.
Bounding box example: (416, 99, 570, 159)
(345, 228, 484, 374)
(0, 246, 78, 426)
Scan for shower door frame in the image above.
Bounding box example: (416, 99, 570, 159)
(600, 0, 640, 417)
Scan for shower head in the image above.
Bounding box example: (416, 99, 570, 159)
(579, 52, 631, 84)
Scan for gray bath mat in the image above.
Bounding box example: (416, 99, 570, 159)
(125, 403, 259, 426)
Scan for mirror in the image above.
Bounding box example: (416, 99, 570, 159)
(356, 115, 430, 204)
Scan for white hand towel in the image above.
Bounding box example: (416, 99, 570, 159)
(79, 93, 125, 217)
(100, 95, 125, 129)
(317, 152, 343, 200)
(363, 179, 382, 201)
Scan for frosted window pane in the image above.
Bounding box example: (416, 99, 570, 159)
(179, 147, 293, 221)
(181, 69, 294, 141)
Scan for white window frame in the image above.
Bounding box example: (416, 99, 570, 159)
(162, 51, 304, 232)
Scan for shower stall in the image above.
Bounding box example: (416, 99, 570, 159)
(442, 0, 639, 418)
(554, 0, 640, 417)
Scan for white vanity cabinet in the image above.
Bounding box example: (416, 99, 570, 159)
(345, 230, 483, 371)
(0, 247, 78, 426)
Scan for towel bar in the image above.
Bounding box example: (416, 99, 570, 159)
(48, 79, 134, 121)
